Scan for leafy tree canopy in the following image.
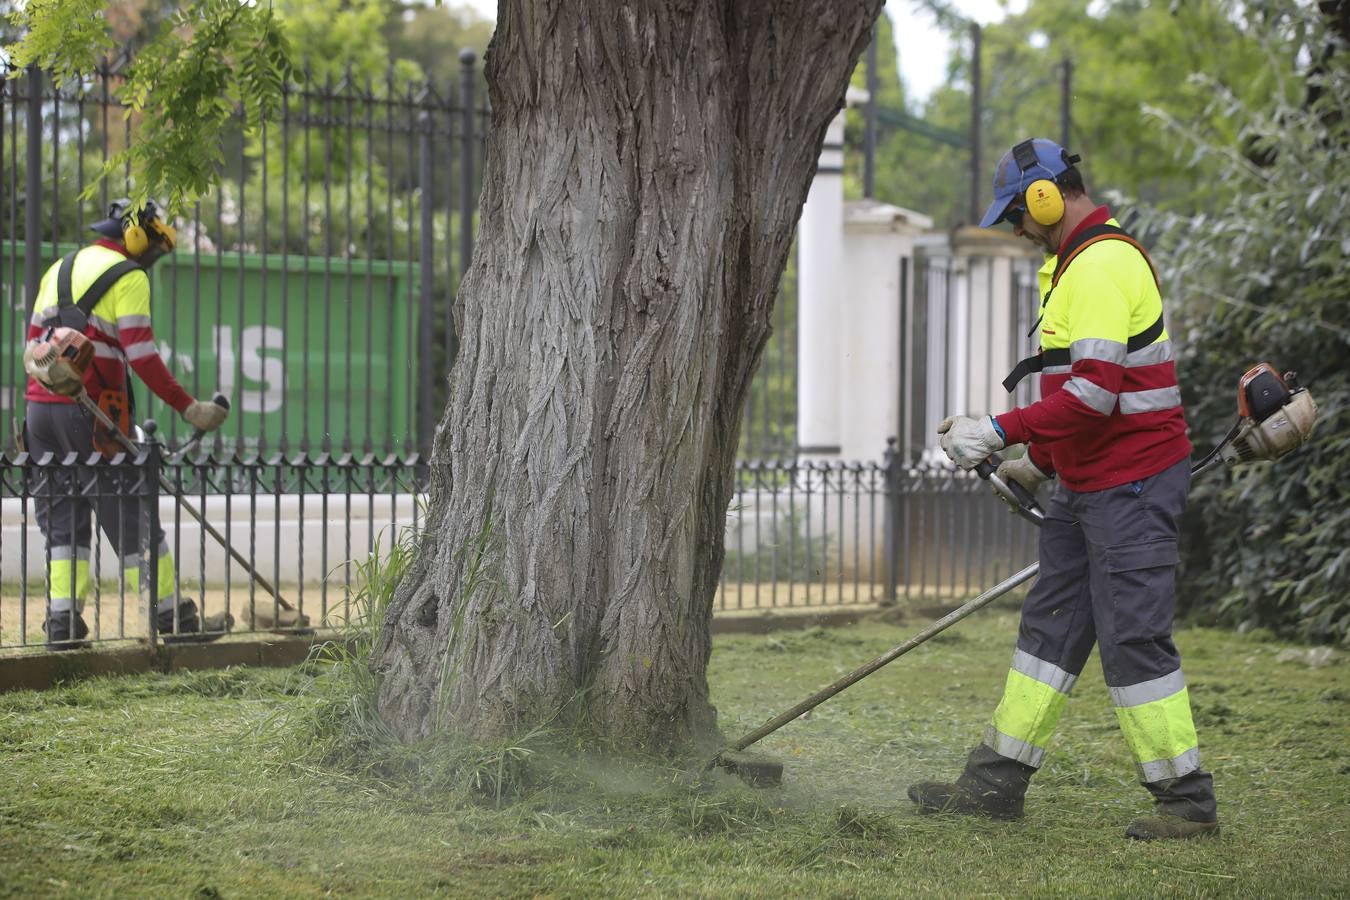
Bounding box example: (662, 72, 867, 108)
(863, 0, 1291, 226)
(2, 0, 490, 212)
(1133, 0, 1349, 643)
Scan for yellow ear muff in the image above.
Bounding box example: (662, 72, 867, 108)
(1025, 178, 1065, 226)
(154, 219, 177, 252)
(122, 218, 149, 256)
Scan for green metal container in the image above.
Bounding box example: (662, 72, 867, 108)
(3, 243, 420, 456)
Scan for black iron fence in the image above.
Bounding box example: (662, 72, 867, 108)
(2, 54, 804, 465)
(719, 448, 1038, 614)
(2, 55, 488, 458)
(1, 441, 1037, 652)
(1, 444, 427, 650)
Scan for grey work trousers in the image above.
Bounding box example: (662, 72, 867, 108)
(24, 400, 168, 612)
(961, 456, 1218, 822)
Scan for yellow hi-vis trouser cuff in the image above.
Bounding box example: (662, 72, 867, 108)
(1110, 668, 1202, 782)
(122, 544, 178, 604)
(47, 548, 91, 613)
(987, 650, 1077, 768)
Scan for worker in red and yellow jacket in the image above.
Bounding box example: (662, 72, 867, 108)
(23, 199, 230, 649)
(908, 140, 1218, 841)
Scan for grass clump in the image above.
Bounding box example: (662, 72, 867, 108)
(266, 526, 556, 808)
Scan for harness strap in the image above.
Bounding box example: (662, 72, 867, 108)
(1004, 226, 1164, 394)
(46, 250, 144, 329)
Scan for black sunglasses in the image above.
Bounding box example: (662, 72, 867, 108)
(1004, 203, 1026, 228)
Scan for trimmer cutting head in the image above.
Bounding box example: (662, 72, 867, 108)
(710, 749, 784, 788)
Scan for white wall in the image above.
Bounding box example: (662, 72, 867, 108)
(1, 494, 422, 585)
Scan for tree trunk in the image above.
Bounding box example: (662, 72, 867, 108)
(371, 0, 882, 753)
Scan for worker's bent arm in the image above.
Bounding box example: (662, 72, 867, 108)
(117, 274, 193, 414)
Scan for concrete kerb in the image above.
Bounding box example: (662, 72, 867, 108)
(0, 632, 328, 693)
(0, 604, 889, 693)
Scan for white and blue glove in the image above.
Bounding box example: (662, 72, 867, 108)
(937, 414, 1006, 470)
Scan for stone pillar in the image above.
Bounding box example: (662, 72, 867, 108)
(795, 106, 848, 460)
(838, 200, 931, 461)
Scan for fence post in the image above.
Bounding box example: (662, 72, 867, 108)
(882, 436, 900, 606)
(418, 106, 435, 457)
(141, 423, 162, 649)
(25, 65, 43, 306)
(1060, 57, 1073, 148)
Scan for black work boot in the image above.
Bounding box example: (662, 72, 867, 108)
(1127, 771, 1219, 840)
(908, 780, 1025, 820)
(157, 599, 233, 644)
(1126, 814, 1220, 841)
(908, 744, 1033, 821)
(43, 609, 91, 651)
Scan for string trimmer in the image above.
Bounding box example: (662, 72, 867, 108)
(711, 362, 1318, 786)
(23, 326, 312, 633)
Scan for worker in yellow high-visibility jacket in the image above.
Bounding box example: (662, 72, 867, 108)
(23, 199, 230, 649)
(909, 139, 1218, 842)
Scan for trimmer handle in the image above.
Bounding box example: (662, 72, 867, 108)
(976, 452, 1045, 523)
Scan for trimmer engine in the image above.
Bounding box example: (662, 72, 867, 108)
(1218, 363, 1318, 465)
(23, 326, 93, 397)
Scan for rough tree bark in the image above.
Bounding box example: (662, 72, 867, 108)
(371, 0, 883, 753)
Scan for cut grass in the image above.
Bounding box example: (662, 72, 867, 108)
(1, 610, 1347, 898)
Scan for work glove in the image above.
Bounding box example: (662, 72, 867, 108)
(993, 450, 1050, 505)
(937, 414, 1005, 470)
(183, 399, 228, 432)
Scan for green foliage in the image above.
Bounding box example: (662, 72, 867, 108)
(859, 0, 1286, 226)
(280, 526, 415, 767)
(5, 0, 296, 213)
(112, 0, 294, 211)
(3, 0, 112, 83)
(382, 0, 493, 87)
(1131, 1, 1349, 643)
(275, 0, 421, 84)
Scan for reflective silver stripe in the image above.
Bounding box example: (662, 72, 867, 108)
(1065, 377, 1117, 414)
(1012, 649, 1078, 694)
(48, 597, 79, 613)
(1125, 339, 1174, 368)
(1109, 668, 1186, 708)
(117, 314, 152, 330)
(1071, 337, 1126, 365)
(50, 546, 91, 562)
(88, 315, 119, 339)
(1119, 386, 1182, 415)
(92, 341, 123, 359)
(31, 307, 59, 326)
(119, 553, 141, 570)
(1137, 746, 1201, 783)
(123, 340, 159, 361)
(1043, 364, 1072, 376)
(984, 725, 1046, 768)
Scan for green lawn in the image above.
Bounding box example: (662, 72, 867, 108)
(1, 609, 1346, 898)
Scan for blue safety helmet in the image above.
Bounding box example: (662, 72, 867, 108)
(979, 138, 1081, 228)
